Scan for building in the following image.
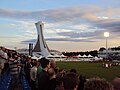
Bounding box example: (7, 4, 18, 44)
(98, 46, 120, 60)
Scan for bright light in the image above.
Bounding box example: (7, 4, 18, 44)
(104, 32, 109, 37)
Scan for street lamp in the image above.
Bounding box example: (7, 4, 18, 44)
(104, 32, 109, 60)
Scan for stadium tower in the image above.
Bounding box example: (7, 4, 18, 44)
(33, 21, 50, 58)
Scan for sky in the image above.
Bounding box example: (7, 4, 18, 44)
(0, 0, 120, 52)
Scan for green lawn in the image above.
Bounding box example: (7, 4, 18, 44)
(56, 61, 120, 82)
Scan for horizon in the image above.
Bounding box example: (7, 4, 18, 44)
(0, 0, 120, 52)
(5, 45, 120, 53)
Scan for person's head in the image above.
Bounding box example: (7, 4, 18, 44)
(12, 53, 18, 60)
(112, 76, 120, 90)
(32, 60, 38, 67)
(27, 57, 31, 63)
(54, 66, 60, 74)
(63, 72, 79, 90)
(59, 69, 66, 77)
(84, 78, 113, 90)
(48, 68, 56, 79)
(50, 59, 56, 68)
(70, 69, 77, 74)
(40, 57, 50, 69)
(0, 47, 2, 50)
(56, 77, 64, 90)
(1, 47, 5, 52)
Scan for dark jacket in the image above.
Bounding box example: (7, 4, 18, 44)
(38, 69, 50, 90)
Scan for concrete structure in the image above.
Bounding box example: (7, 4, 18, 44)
(17, 49, 29, 56)
(29, 43, 33, 56)
(33, 21, 50, 58)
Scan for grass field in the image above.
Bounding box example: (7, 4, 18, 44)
(56, 61, 120, 82)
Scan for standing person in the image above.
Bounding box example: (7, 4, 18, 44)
(50, 59, 56, 69)
(112, 76, 120, 90)
(37, 59, 42, 75)
(48, 68, 57, 90)
(55, 77, 64, 90)
(84, 78, 113, 90)
(63, 72, 79, 90)
(9, 53, 19, 88)
(0, 47, 8, 74)
(36, 59, 42, 89)
(30, 60, 38, 90)
(77, 75, 86, 90)
(25, 57, 32, 85)
(0, 62, 2, 79)
(4, 49, 9, 72)
(38, 57, 51, 90)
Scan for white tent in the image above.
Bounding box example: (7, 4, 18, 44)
(88, 54, 93, 58)
(61, 54, 67, 58)
(82, 54, 88, 58)
(77, 54, 82, 58)
(47, 54, 55, 58)
(48, 54, 64, 58)
(54, 54, 61, 58)
(94, 56, 99, 60)
(31, 55, 42, 60)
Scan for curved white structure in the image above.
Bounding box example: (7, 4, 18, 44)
(33, 21, 50, 58)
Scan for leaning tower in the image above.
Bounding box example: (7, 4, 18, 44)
(33, 21, 50, 58)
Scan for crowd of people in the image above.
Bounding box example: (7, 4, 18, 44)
(0, 46, 120, 90)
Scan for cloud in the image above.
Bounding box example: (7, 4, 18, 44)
(10, 21, 37, 38)
(17, 21, 36, 35)
(95, 19, 120, 32)
(0, 7, 119, 24)
(0, 7, 106, 22)
(97, 16, 109, 19)
(69, 24, 90, 30)
(21, 39, 36, 44)
(0, 6, 120, 42)
(21, 37, 96, 45)
(57, 31, 95, 38)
